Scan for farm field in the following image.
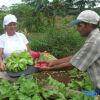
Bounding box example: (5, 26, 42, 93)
(0, 0, 100, 99)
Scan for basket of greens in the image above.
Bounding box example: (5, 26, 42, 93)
(5, 51, 38, 77)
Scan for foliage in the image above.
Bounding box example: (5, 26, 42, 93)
(29, 27, 85, 58)
(22, 0, 100, 15)
(0, 11, 7, 34)
(9, 2, 56, 32)
(66, 0, 99, 11)
(67, 71, 95, 91)
(0, 75, 95, 100)
(28, 0, 56, 29)
(5, 51, 33, 72)
(9, 4, 35, 32)
(39, 53, 57, 60)
(1, 0, 99, 34)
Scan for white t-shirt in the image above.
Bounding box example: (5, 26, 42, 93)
(0, 32, 29, 59)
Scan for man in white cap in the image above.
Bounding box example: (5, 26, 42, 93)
(38, 10, 100, 95)
(0, 14, 30, 80)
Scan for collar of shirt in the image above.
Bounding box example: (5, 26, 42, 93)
(87, 28, 100, 39)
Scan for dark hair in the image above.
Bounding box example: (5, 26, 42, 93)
(80, 21, 99, 28)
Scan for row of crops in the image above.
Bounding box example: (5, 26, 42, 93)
(0, 74, 96, 100)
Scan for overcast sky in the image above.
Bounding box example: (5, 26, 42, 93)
(0, 0, 54, 7)
(0, 0, 22, 7)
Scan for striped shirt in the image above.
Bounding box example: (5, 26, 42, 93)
(70, 28, 100, 88)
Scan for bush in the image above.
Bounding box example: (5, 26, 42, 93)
(29, 27, 85, 58)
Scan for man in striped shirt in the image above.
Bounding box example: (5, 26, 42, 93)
(39, 10, 100, 92)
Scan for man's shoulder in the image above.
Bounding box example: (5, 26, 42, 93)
(94, 31, 100, 42)
(87, 30, 100, 43)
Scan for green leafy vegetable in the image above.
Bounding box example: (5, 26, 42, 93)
(5, 51, 33, 72)
(39, 53, 57, 60)
(0, 75, 95, 100)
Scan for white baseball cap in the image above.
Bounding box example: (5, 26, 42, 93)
(71, 10, 100, 25)
(3, 14, 17, 28)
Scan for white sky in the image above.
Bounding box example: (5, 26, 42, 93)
(0, 0, 22, 7)
(0, 0, 54, 7)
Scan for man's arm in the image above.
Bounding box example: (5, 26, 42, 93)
(39, 56, 74, 71)
(47, 62, 74, 71)
(45, 56, 73, 67)
(54, 56, 72, 64)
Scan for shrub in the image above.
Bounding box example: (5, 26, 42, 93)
(28, 27, 85, 58)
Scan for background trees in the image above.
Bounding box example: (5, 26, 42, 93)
(0, 0, 99, 33)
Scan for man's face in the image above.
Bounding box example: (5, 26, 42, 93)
(76, 23, 91, 37)
(5, 22, 16, 35)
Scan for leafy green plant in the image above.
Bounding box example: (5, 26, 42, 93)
(5, 51, 33, 72)
(0, 75, 95, 100)
(29, 27, 85, 58)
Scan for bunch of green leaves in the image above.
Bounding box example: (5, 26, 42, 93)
(67, 70, 95, 91)
(0, 76, 42, 100)
(67, 68, 79, 78)
(0, 75, 96, 100)
(0, 80, 13, 100)
(33, 53, 57, 65)
(41, 76, 67, 100)
(5, 51, 33, 72)
(39, 53, 57, 60)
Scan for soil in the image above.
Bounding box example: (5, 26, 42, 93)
(33, 71, 70, 85)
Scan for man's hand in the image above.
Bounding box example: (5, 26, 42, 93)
(37, 60, 73, 71)
(36, 60, 56, 71)
(37, 60, 56, 67)
(35, 60, 55, 71)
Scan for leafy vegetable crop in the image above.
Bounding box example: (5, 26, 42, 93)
(0, 75, 95, 100)
(5, 51, 33, 72)
(34, 53, 57, 68)
(39, 53, 57, 60)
